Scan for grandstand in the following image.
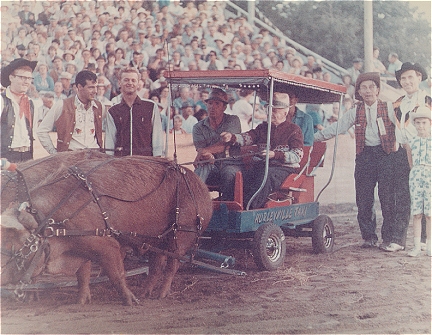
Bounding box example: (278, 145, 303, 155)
(0, 0, 403, 109)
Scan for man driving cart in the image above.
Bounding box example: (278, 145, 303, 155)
(221, 92, 304, 209)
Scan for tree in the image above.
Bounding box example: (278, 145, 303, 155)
(244, 1, 430, 71)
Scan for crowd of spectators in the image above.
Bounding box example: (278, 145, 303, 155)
(0, 0, 410, 133)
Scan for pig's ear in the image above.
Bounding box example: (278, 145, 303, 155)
(0, 213, 25, 230)
(18, 210, 39, 231)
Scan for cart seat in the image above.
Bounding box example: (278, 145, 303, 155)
(211, 170, 244, 211)
(265, 142, 327, 208)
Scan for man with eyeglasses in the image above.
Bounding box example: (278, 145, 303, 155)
(1, 58, 37, 162)
(314, 72, 400, 249)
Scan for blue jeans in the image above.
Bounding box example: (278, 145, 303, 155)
(195, 162, 243, 201)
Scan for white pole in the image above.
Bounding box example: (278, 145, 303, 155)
(248, 1, 255, 26)
(364, 1, 374, 72)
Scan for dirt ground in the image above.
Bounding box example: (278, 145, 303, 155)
(1, 134, 431, 334)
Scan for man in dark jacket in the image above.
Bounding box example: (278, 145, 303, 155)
(105, 67, 163, 156)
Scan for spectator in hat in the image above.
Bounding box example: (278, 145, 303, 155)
(16, 44, 27, 59)
(179, 102, 198, 133)
(36, 91, 55, 127)
(192, 49, 206, 70)
(33, 62, 54, 92)
(105, 67, 163, 157)
(37, 70, 103, 154)
(18, 4, 35, 27)
(390, 62, 432, 252)
(58, 71, 73, 97)
(1, 58, 38, 162)
(314, 72, 400, 249)
(62, 49, 75, 64)
(49, 56, 64, 82)
(221, 92, 304, 209)
(38, 2, 52, 26)
(192, 88, 243, 201)
(346, 58, 363, 84)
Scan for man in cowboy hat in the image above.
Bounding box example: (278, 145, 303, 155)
(37, 70, 103, 154)
(59, 71, 74, 97)
(220, 92, 304, 209)
(192, 88, 243, 201)
(1, 58, 38, 162)
(389, 62, 431, 252)
(314, 72, 400, 249)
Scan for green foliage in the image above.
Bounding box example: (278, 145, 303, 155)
(250, 0, 430, 71)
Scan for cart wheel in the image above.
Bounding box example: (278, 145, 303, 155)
(312, 215, 334, 254)
(252, 223, 286, 271)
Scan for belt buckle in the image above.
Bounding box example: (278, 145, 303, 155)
(12, 146, 29, 152)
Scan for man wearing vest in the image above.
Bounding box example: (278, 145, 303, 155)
(105, 67, 163, 157)
(314, 72, 399, 249)
(1, 58, 37, 162)
(389, 62, 431, 252)
(37, 70, 103, 154)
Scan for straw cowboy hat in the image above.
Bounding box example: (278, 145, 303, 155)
(410, 105, 432, 122)
(205, 88, 229, 104)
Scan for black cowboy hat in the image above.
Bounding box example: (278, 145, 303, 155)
(1, 58, 37, 87)
(395, 62, 428, 86)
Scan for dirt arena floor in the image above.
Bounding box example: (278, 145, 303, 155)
(1, 133, 431, 334)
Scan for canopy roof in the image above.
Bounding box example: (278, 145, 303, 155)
(165, 69, 346, 104)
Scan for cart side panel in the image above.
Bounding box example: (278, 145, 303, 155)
(208, 202, 320, 234)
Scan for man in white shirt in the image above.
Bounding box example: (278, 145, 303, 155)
(179, 102, 198, 133)
(1, 58, 38, 162)
(390, 62, 431, 251)
(314, 72, 399, 249)
(37, 70, 103, 154)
